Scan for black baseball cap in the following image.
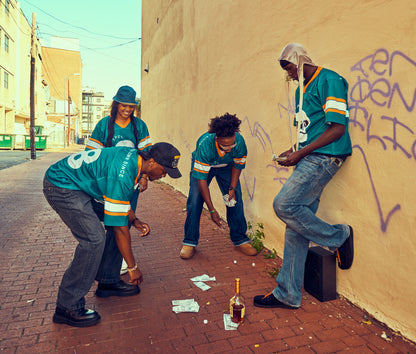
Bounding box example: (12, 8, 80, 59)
(149, 142, 182, 178)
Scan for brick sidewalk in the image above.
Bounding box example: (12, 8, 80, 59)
(0, 150, 414, 353)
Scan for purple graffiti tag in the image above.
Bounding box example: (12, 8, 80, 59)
(266, 163, 288, 185)
(381, 115, 414, 158)
(242, 171, 256, 202)
(242, 115, 290, 201)
(349, 103, 367, 131)
(242, 116, 273, 152)
(353, 144, 401, 233)
(366, 114, 387, 150)
(412, 140, 416, 160)
(388, 82, 416, 112)
(389, 50, 416, 76)
(350, 48, 416, 161)
(350, 53, 374, 78)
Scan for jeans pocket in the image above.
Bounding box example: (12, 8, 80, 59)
(303, 155, 339, 195)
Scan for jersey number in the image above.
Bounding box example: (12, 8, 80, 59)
(68, 149, 102, 169)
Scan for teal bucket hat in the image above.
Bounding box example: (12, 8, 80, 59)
(113, 86, 138, 105)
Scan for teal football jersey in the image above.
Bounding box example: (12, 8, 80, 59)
(295, 67, 352, 156)
(191, 132, 247, 180)
(45, 147, 142, 226)
(86, 116, 151, 151)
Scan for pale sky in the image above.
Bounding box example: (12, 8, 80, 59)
(19, 0, 142, 101)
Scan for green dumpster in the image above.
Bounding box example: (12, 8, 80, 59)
(24, 135, 47, 150)
(0, 134, 15, 149)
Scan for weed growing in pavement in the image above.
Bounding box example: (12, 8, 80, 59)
(247, 221, 265, 252)
(247, 222, 281, 277)
(263, 248, 277, 259)
(267, 265, 281, 278)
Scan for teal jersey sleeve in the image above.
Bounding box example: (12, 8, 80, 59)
(191, 133, 247, 180)
(318, 73, 349, 125)
(45, 147, 141, 226)
(85, 117, 109, 150)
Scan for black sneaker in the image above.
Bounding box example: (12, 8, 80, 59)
(96, 280, 140, 298)
(53, 307, 101, 327)
(253, 292, 298, 309)
(336, 225, 354, 270)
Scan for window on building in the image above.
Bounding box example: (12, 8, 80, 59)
(4, 35, 9, 53)
(96, 98, 101, 103)
(5, 0, 10, 15)
(96, 107, 101, 111)
(4, 71, 9, 89)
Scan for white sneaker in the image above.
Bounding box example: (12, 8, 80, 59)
(120, 259, 128, 275)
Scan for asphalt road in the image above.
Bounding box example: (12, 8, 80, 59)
(0, 150, 48, 170)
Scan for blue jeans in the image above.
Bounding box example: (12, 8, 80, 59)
(94, 188, 140, 277)
(272, 154, 350, 307)
(43, 177, 122, 311)
(183, 162, 250, 247)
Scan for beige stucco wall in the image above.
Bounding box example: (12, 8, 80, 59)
(141, 0, 416, 341)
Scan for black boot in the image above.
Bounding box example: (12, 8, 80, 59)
(95, 280, 140, 297)
(53, 307, 101, 327)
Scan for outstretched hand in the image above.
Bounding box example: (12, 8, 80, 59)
(128, 267, 143, 285)
(132, 219, 150, 237)
(210, 210, 226, 228)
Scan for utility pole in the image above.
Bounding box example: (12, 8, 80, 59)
(29, 13, 36, 160)
(67, 80, 71, 146)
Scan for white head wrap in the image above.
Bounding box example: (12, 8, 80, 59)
(278, 43, 314, 86)
(278, 43, 315, 151)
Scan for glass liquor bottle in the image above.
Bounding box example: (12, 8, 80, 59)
(230, 278, 245, 323)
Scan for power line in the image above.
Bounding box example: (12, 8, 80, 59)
(22, 0, 139, 40)
(39, 32, 140, 50)
(37, 21, 139, 46)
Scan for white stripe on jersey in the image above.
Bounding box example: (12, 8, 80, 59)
(87, 140, 104, 149)
(233, 157, 246, 164)
(138, 137, 151, 150)
(104, 201, 130, 214)
(194, 161, 210, 172)
(325, 99, 347, 115)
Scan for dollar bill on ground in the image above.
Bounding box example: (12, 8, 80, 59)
(172, 299, 200, 313)
(191, 274, 216, 291)
(190, 274, 216, 282)
(223, 313, 239, 330)
(193, 281, 211, 291)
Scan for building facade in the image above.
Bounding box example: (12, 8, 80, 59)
(41, 43, 82, 148)
(81, 88, 110, 139)
(0, 0, 46, 149)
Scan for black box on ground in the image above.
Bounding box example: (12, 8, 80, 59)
(304, 246, 337, 302)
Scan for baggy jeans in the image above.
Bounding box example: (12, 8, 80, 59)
(272, 154, 350, 307)
(43, 177, 121, 311)
(183, 162, 250, 247)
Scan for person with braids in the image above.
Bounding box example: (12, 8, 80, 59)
(86, 85, 151, 274)
(180, 113, 257, 259)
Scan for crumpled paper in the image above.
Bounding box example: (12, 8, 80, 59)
(191, 274, 216, 291)
(190, 274, 216, 282)
(172, 299, 200, 313)
(223, 313, 239, 330)
(223, 194, 237, 207)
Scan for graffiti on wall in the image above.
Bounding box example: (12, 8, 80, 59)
(241, 114, 289, 201)
(241, 48, 416, 232)
(349, 48, 416, 232)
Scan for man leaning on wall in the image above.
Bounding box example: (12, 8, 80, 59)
(254, 43, 354, 309)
